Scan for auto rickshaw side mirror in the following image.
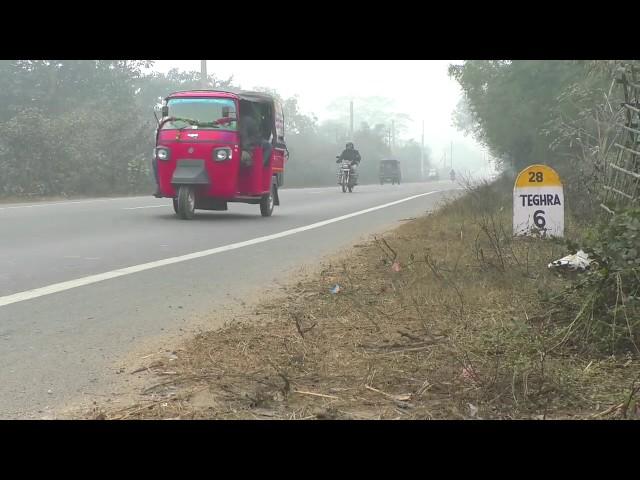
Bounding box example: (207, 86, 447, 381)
(161, 106, 169, 117)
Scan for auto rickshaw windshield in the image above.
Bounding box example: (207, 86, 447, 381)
(161, 98, 237, 131)
(381, 160, 398, 171)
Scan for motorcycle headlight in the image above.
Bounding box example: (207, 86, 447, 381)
(156, 147, 170, 161)
(213, 148, 232, 162)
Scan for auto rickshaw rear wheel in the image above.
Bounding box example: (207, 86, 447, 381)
(176, 185, 196, 220)
(172, 198, 179, 214)
(260, 183, 275, 217)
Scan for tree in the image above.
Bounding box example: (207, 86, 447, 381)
(449, 60, 589, 170)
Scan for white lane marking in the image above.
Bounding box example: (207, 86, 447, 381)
(0, 197, 149, 211)
(0, 190, 444, 308)
(123, 205, 167, 210)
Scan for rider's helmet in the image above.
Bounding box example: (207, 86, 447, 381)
(346, 142, 354, 149)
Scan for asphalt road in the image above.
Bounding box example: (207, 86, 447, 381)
(0, 181, 458, 418)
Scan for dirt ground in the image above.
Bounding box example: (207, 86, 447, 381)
(84, 180, 640, 420)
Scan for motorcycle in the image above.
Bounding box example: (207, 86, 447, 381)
(337, 157, 356, 193)
(449, 170, 456, 182)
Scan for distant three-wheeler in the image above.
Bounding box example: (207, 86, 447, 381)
(379, 159, 401, 185)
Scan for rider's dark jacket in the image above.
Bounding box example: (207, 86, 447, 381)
(337, 148, 361, 164)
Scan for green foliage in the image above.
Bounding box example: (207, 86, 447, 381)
(0, 61, 156, 196)
(587, 208, 640, 275)
(449, 61, 592, 171)
(555, 208, 640, 354)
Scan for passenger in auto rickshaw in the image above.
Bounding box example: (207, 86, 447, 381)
(239, 102, 272, 167)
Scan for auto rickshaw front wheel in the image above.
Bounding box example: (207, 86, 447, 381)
(176, 185, 196, 220)
(260, 184, 275, 217)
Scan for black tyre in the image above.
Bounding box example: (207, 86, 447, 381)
(341, 182, 347, 193)
(176, 185, 196, 220)
(172, 198, 179, 214)
(260, 183, 275, 217)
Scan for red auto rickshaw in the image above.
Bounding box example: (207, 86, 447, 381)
(153, 89, 287, 219)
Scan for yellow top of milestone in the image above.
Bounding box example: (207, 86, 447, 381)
(515, 164, 563, 188)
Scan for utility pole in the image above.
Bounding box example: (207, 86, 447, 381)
(391, 120, 395, 153)
(349, 100, 354, 140)
(420, 120, 425, 180)
(201, 60, 208, 88)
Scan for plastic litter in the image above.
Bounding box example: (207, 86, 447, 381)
(548, 249, 592, 271)
(330, 284, 341, 294)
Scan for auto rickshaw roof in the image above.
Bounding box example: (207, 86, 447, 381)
(167, 89, 276, 105)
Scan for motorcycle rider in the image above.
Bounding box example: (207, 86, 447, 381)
(449, 169, 456, 181)
(336, 142, 361, 183)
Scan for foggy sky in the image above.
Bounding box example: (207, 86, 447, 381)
(150, 61, 485, 158)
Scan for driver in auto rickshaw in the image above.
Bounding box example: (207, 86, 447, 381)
(239, 102, 272, 167)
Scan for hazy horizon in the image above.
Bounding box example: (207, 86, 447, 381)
(149, 60, 493, 173)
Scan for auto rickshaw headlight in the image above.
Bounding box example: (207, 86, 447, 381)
(214, 148, 232, 162)
(156, 147, 170, 161)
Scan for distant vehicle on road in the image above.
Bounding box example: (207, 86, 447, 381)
(427, 168, 439, 181)
(379, 159, 401, 185)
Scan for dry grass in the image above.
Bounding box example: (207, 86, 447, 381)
(86, 178, 640, 420)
